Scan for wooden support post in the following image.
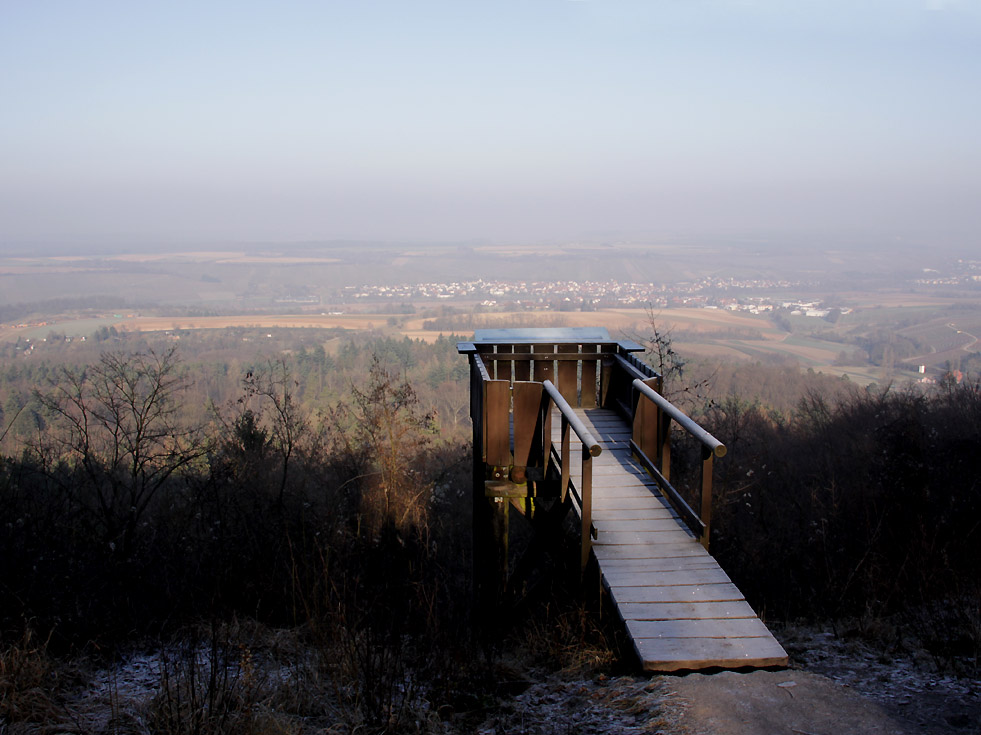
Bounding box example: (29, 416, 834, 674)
(700, 450, 713, 551)
(560, 414, 571, 502)
(581, 448, 592, 572)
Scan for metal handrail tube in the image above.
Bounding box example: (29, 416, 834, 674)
(631, 379, 726, 458)
(542, 380, 602, 456)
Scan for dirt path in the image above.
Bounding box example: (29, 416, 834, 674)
(662, 669, 919, 735)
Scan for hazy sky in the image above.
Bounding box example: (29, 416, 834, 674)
(2, 1, 979, 246)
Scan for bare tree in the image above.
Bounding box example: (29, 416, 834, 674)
(241, 358, 308, 508)
(636, 305, 715, 410)
(344, 359, 437, 536)
(35, 347, 205, 553)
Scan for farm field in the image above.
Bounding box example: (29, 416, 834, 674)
(7, 304, 973, 386)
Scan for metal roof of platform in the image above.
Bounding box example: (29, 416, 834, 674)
(472, 327, 614, 343)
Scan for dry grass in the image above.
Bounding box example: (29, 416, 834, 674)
(0, 626, 63, 730)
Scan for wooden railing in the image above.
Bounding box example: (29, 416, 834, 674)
(460, 332, 725, 606)
(629, 379, 726, 549)
(541, 379, 600, 570)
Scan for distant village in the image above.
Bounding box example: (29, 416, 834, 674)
(344, 276, 847, 316)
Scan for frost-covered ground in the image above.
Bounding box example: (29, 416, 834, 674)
(778, 624, 981, 734)
(46, 626, 979, 735)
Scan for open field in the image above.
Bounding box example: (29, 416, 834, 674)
(2, 307, 777, 343)
(0, 305, 942, 386)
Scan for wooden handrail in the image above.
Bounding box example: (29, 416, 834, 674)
(629, 377, 725, 550)
(541, 379, 598, 570)
(542, 380, 601, 456)
(632, 379, 726, 458)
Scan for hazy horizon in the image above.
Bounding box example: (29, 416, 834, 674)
(3, 1, 980, 248)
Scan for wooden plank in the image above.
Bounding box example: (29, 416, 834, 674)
(634, 636, 788, 672)
(591, 530, 695, 545)
(593, 544, 710, 560)
(609, 583, 745, 604)
(602, 567, 735, 588)
(618, 600, 761, 621)
(593, 518, 689, 534)
(590, 487, 669, 500)
(557, 343, 579, 405)
(589, 464, 650, 477)
(598, 557, 720, 572)
(619, 600, 756, 620)
(590, 495, 675, 510)
(592, 508, 679, 521)
(626, 618, 773, 640)
(513, 344, 531, 381)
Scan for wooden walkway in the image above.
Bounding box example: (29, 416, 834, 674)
(555, 408, 788, 672)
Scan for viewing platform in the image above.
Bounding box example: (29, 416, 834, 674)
(459, 328, 787, 672)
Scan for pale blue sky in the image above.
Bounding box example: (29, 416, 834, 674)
(2, 0, 979, 245)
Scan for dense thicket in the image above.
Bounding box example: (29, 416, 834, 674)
(0, 332, 478, 728)
(2, 330, 979, 684)
(664, 376, 981, 669)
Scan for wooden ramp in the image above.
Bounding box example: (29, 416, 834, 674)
(556, 408, 788, 673)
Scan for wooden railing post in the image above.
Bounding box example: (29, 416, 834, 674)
(560, 414, 571, 502)
(700, 448, 714, 551)
(580, 446, 593, 571)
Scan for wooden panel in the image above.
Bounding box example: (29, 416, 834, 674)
(512, 381, 542, 470)
(484, 379, 511, 467)
(496, 344, 512, 382)
(632, 378, 661, 463)
(513, 344, 531, 381)
(533, 345, 554, 383)
(634, 636, 788, 672)
(618, 600, 760, 621)
(557, 343, 579, 405)
(580, 344, 598, 408)
(600, 355, 614, 408)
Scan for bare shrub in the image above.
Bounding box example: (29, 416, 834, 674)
(146, 622, 280, 735)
